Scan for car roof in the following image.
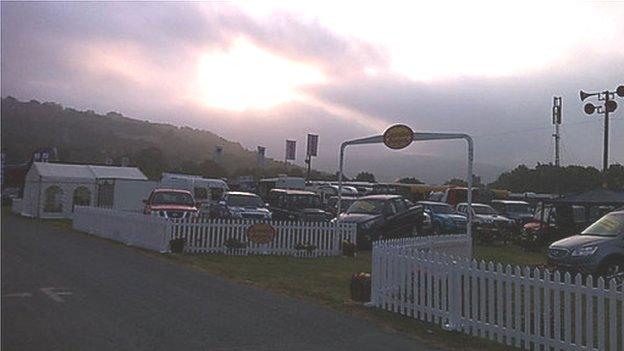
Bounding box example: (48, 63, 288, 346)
(152, 188, 193, 194)
(418, 201, 451, 206)
(491, 200, 530, 205)
(269, 188, 317, 195)
(226, 191, 259, 197)
(457, 202, 491, 207)
(358, 194, 402, 200)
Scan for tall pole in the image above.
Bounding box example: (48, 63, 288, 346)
(602, 91, 609, 173)
(552, 96, 562, 167)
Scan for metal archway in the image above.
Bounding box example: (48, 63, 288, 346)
(336, 130, 474, 252)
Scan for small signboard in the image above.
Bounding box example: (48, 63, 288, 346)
(247, 223, 277, 244)
(306, 134, 318, 157)
(383, 124, 414, 150)
(285, 140, 296, 160)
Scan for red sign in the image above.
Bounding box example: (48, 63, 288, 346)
(247, 223, 277, 244)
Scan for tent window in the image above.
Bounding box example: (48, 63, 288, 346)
(44, 186, 63, 213)
(97, 182, 114, 208)
(72, 186, 91, 211)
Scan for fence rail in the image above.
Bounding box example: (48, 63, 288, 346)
(171, 218, 357, 256)
(372, 239, 624, 351)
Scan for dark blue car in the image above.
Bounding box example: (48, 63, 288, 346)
(418, 201, 467, 235)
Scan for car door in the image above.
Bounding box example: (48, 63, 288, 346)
(392, 198, 411, 236)
(379, 201, 398, 239)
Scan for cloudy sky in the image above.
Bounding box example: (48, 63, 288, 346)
(2, 1, 623, 181)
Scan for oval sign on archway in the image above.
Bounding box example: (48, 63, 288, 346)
(247, 222, 277, 244)
(383, 124, 414, 150)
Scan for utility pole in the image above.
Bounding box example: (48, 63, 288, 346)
(602, 91, 610, 173)
(580, 85, 623, 173)
(552, 96, 562, 167)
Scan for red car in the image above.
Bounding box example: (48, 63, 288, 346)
(143, 188, 199, 219)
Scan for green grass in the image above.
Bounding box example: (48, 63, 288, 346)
(474, 244, 547, 267)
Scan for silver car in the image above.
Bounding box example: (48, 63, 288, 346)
(548, 210, 624, 284)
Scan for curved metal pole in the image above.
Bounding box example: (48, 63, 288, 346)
(336, 131, 474, 255)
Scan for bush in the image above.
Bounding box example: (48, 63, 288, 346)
(342, 240, 358, 257)
(170, 238, 185, 253)
(294, 242, 317, 252)
(224, 238, 246, 250)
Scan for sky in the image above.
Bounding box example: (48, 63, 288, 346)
(2, 1, 624, 182)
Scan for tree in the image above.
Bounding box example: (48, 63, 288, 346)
(133, 147, 167, 180)
(444, 175, 482, 187)
(354, 171, 376, 183)
(397, 177, 424, 184)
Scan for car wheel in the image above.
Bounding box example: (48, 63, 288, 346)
(599, 258, 624, 288)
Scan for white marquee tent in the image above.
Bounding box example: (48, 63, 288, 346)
(17, 162, 149, 219)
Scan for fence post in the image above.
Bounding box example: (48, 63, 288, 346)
(443, 256, 462, 332)
(368, 242, 379, 307)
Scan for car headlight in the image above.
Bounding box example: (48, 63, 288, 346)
(571, 245, 598, 257)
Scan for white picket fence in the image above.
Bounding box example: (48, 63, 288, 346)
(372, 239, 624, 351)
(73, 206, 171, 252)
(72, 206, 357, 256)
(171, 218, 357, 256)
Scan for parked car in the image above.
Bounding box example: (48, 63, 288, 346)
(418, 201, 467, 235)
(267, 189, 331, 222)
(520, 205, 589, 249)
(548, 209, 624, 284)
(456, 202, 514, 243)
(325, 196, 358, 217)
(491, 200, 534, 227)
(143, 188, 199, 219)
(212, 191, 271, 220)
(335, 195, 424, 249)
(160, 173, 228, 215)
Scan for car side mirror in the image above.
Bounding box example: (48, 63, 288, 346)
(142, 199, 148, 204)
(196, 202, 203, 208)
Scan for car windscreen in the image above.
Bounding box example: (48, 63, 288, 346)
(152, 192, 194, 206)
(226, 194, 263, 207)
(505, 203, 532, 214)
(286, 195, 321, 208)
(581, 213, 624, 237)
(473, 205, 497, 215)
(426, 204, 454, 214)
(347, 199, 385, 214)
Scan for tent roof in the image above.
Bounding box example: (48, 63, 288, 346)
(546, 189, 624, 206)
(33, 162, 147, 181)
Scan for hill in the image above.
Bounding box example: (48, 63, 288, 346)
(1, 97, 307, 179)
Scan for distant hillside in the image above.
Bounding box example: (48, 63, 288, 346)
(1, 97, 305, 179)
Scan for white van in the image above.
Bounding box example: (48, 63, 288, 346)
(160, 173, 229, 213)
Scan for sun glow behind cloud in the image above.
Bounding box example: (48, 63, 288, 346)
(194, 38, 325, 111)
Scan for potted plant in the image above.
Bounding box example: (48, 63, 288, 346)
(169, 237, 185, 253)
(294, 242, 318, 258)
(342, 240, 358, 257)
(350, 272, 371, 302)
(224, 237, 248, 256)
